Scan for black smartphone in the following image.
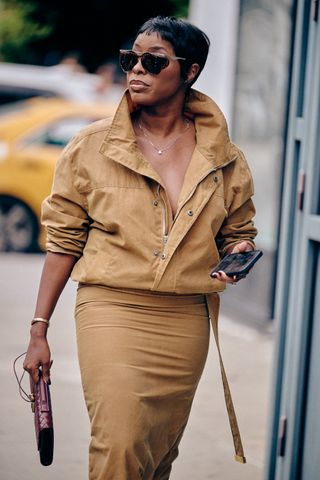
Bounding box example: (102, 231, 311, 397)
(210, 250, 263, 279)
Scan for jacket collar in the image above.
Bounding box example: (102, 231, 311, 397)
(184, 89, 234, 168)
(99, 88, 235, 183)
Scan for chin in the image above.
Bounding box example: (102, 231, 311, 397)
(129, 90, 156, 106)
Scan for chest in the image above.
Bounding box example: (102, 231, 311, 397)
(81, 145, 228, 247)
(136, 132, 196, 216)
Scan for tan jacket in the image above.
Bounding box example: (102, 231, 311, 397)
(42, 89, 257, 462)
(42, 89, 257, 294)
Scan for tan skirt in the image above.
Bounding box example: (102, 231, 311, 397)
(75, 284, 210, 480)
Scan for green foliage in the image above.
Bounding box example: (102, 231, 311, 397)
(0, 0, 51, 62)
(169, 0, 190, 18)
(0, 0, 190, 66)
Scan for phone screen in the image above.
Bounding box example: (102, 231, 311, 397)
(210, 250, 262, 277)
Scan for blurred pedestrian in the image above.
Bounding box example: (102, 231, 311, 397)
(94, 61, 124, 102)
(54, 51, 87, 73)
(23, 15, 257, 479)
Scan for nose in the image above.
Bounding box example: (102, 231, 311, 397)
(131, 56, 146, 74)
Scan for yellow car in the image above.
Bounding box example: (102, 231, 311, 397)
(0, 98, 116, 252)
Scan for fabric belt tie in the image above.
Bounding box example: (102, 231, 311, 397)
(205, 293, 246, 464)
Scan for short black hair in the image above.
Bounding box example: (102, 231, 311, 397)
(136, 16, 210, 86)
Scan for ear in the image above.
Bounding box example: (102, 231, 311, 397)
(186, 63, 200, 85)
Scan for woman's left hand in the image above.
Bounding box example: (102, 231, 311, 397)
(213, 241, 253, 285)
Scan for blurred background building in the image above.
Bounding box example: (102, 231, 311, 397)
(266, 1, 320, 478)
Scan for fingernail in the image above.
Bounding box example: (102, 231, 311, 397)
(212, 273, 217, 278)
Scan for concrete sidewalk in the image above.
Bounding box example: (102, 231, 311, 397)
(0, 254, 273, 479)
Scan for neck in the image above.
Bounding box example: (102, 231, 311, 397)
(136, 92, 187, 137)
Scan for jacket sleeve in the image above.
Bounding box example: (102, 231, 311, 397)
(41, 146, 89, 257)
(216, 146, 257, 256)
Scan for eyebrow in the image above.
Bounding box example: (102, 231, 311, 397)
(133, 43, 168, 53)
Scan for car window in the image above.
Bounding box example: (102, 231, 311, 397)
(0, 100, 29, 117)
(0, 85, 57, 106)
(20, 117, 101, 148)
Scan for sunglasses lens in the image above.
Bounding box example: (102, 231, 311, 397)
(119, 51, 170, 74)
(142, 53, 169, 74)
(119, 52, 138, 72)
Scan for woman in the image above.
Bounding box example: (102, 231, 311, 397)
(24, 16, 257, 479)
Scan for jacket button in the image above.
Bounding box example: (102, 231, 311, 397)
(153, 250, 159, 257)
(161, 253, 166, 260)
(213, 176, 219, 183)
(153, 200, 159, 207)
(187, 210, 193, 216)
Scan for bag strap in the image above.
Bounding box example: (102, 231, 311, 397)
(13, 352, 34, 403)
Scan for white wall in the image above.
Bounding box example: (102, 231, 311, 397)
(188, 0, 240, 127)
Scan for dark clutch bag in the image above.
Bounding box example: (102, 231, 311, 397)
(14, 353, 54, 466)
(30, 370, 54, 466)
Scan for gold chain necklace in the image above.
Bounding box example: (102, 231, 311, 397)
(138, 118, 190, 155)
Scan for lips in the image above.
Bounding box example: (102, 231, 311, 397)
(129, 79, 149, 86)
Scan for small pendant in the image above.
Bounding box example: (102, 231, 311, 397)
(158, 150, 163, 155)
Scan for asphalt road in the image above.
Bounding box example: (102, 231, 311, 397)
(0, 253, 273, 479)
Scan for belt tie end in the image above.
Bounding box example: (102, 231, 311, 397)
(234, 454, 246, 464)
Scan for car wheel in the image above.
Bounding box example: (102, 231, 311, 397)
(0, 196, 39, 252)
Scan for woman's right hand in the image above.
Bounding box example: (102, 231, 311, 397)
(23, 325, 52, 385)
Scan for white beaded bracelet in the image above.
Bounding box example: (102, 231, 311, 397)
(31, 317, 50, 327)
